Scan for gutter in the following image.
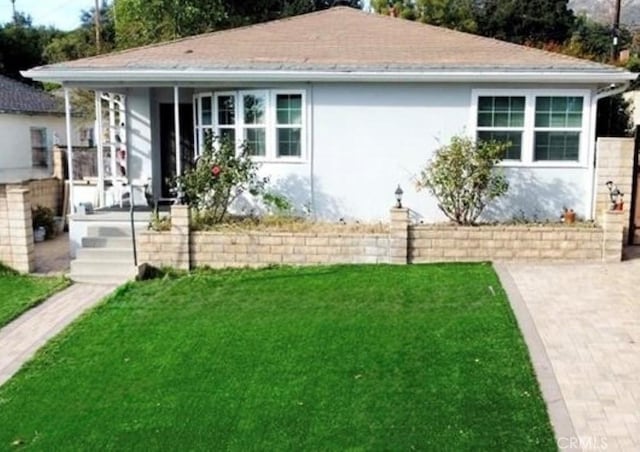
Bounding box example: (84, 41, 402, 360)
(588, 82, 631, 220)
(21, 68, 638, 85)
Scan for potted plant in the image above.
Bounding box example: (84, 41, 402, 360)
(32, 206, 56, 241)
(562, 208, 576, 224)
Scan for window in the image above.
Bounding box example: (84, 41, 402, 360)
(216, 93, 236, 146)
(30, 128, 47, 168)
(472, 90, 588, 166)
(476, 96, 525, 161)
(194, 90, 305, 161)
(276, 94, 303, 157)
(534, 97, 583, 161)
(241, 92, 267, 157)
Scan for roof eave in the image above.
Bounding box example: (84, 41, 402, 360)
(21, 68, 638, 85)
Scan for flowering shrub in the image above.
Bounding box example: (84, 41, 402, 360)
(174, 133, 268, 224)
(416, 134, 509, 225)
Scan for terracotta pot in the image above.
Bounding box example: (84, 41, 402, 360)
(616, 202, 624, 211)
(563, 211, 576, 224)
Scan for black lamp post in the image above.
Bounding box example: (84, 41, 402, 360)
(394, 185, 403, 208)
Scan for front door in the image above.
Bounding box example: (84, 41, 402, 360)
(160, 103, 194, 199)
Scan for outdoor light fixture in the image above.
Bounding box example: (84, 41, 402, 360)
(606, 180, 623, 210)
(395, 184, 404, 208)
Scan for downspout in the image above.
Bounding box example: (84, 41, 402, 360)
(308, 83, 316, 220)
(64, 88, 74, 215)
(588, 82, 630, 220)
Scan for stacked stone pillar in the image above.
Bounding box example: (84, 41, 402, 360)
(389, 207, 409, 264)
(6, 187, 35, 272)
(602, 210, 625, 262)
(170, 205, 191, 270)
(595, 138, 635, 239)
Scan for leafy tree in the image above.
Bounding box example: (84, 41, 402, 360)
(415, 0, 477, 32)
(416, 134, 509, 225)
(597, 95, 633, 137)
(474, 0, 574, 45)
(114, 0, 361, 49)
(0, 13, 61, 83)
(44, 2, 116, 64)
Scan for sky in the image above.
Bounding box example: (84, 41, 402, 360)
(0, 0, 88, 30)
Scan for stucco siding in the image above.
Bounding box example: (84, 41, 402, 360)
(134, 82, 599, 222)
(0, 113, 84, 170)
(306, 82, 595, 221)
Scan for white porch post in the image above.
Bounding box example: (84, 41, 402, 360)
(174, 86, 182, 177)
(108, 95, 117, 183)
(64, 88, 74, 214)
(95, 91, 105, 207)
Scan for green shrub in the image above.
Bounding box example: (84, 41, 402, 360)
(416, 134, 509, 225)
(174, 134, 268, 224)
(32, 205, 56, 239)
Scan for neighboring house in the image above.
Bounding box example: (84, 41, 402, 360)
(0, 75, 90, 183)
(23, 6, 637, 222)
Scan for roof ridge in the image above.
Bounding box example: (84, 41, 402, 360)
(42, 6, 349, 68)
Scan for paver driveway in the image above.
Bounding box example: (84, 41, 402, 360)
(501, 258, 640, 451)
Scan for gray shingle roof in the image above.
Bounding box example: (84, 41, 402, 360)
(0, 75, 63, 114)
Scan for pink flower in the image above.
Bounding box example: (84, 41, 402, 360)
(211, 165, 221, 177)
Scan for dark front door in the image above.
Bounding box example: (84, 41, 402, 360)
(160, 103, 194, 198)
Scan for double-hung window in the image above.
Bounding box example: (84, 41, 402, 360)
(194, 89, 305, 161)
(241, 92, 267, 157)
(30, 127, 48, 168)
(533, 96, 583, 161)
(472, 90, 588, 166)
(476, 96, 525, 161)
(275, 93, 303, 158)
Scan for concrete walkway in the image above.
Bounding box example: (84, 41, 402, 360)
(497, 259, 640, 452)
(0, 283, 115, 387)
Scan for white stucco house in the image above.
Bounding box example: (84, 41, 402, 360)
(22, 6, 637, 223)
(0, 75, 89, 183)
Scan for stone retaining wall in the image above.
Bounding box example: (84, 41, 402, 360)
(137, 206, 625, 270)
(190, 232, 389, 268)
(28, 178, 61, 214)
(409, 225, 603, 263)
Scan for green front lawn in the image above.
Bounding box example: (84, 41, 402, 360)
(0, 264, 555, 450)
(0, 264, 69, 328)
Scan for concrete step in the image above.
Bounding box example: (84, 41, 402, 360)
(76, 247, 136, 261)
(70, 260, 137, 284)
(86, 225, 147, 238)
(71, 260, 137, 276)
(70, 274, 135, 285)
(81, 237, 134, 248)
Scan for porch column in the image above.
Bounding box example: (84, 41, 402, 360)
(95, 91, 105, 207)
(174, 86, 182, 177)
(64, 88, 74, 214)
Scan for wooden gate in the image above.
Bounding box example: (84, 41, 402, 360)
(630, 126, 640, 245)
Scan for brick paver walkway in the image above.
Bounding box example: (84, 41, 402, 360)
(0, 283, 115, 387)
(499, 259, 640, 452)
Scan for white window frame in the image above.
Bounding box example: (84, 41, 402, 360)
(193, 89, 307, 163)
(469, 89, 591, 168)
(239, 90, 269, 159)
(30, 127, 48, 168)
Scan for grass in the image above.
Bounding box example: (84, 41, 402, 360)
(0, 264, 555, 450)
(0, 264, 69, 328)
